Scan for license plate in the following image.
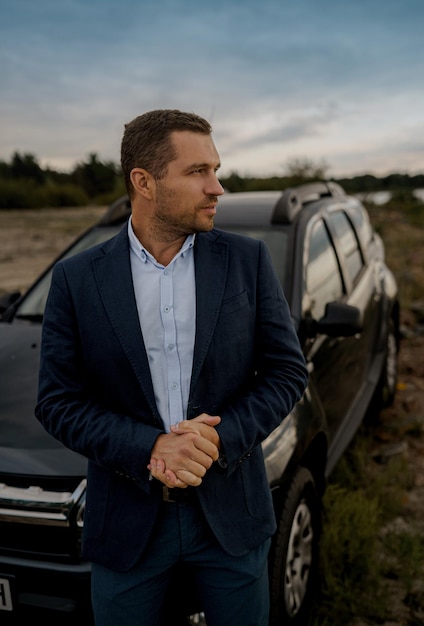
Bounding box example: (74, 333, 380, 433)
(0, 576, 13, 611)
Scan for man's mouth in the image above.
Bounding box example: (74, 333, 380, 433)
(200, 201, 217, 212)
(202, 204, 217, 215)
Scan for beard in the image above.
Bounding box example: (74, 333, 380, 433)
(153, 182, 217, 241)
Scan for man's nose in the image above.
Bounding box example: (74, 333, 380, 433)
(207, 174, 225, 197)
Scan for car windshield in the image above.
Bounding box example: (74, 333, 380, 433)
(221, 227, 289, 287)
(14, 225, 288, 320)
(15, 225, 122, 319)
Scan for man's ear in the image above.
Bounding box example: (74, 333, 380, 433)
(130, 168, 154, 199)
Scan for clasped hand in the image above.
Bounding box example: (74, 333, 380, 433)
(148, 413, 221, 489)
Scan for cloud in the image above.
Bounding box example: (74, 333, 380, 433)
(1, 0, 423, 177)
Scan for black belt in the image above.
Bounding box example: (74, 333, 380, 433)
(162, 485, 197, 502)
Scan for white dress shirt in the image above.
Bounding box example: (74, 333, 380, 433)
(128, 218, 196, 432)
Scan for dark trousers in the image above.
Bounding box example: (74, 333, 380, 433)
(91, 499, 271, 626)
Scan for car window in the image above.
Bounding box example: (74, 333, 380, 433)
(348, 202, 374, 249)
(217, 227, 289, 287)
(305, 219, 343, 320)
(328, 211, 364, 286)
(15, 226, 121, 319)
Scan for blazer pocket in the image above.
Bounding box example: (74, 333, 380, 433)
(239, 451, 273, 519)
(220, 290, 249, 317)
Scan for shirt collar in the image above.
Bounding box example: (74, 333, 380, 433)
(128, 216, 195, 265)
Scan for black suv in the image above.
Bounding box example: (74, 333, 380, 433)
(0, 182, 399, 625)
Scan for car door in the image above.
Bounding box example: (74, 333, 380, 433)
(326, 207, 381, 405)
(301, 212, 372, 455)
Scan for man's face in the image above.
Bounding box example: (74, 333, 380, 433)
(152, 131, 224, 238)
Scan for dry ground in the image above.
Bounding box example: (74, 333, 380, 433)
(0, 206, 423, 625)
(0, 206, 105, 296)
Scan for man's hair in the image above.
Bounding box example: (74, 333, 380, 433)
(121, 109, 212, 198)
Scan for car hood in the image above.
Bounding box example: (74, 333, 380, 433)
(0, 321, 87, 476)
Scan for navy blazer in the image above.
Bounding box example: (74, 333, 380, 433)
(36, 223, 308, 571)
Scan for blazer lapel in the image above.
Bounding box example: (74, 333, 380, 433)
(190, 231, 229, 390)
(91, 225, 158, 417)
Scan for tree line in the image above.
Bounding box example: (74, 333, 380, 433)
(0, 152, 124, 209)
(0, 151, 423, 209)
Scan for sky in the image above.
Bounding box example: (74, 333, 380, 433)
(1, 0, 423, 179)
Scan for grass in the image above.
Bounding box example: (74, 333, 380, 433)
(311, 427, 417, 625)
(315, 482, 384, 623)
(383, 531, 424, 593)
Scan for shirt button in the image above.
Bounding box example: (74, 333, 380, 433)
(171, 383, 178, 390)
(168, 344, 174, 350)
(163, 306, 170, 313)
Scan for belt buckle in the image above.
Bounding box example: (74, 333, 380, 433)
(162, 485, 177, 502)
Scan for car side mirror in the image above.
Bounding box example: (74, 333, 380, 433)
(304, 301, 363, 338)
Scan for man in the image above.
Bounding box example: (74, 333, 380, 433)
(36, 109, 308, 626)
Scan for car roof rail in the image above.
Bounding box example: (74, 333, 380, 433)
(99, 195, 131, 225)
(271, 181, 346, 224)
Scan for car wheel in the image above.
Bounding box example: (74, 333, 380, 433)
(269, 466, 321, 626)
(380, 321, 399, 407)
(374, 319, 399, 411)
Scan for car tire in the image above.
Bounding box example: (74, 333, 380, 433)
(269, 466, 321, 626)
(371, 319, 399, 413)
(379, 320, 399, 407)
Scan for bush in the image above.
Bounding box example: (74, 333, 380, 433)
(40, 183, 89, 207)
(0, 179, 89, 208)
(0, 179, 39, 208)
(314, 484, 386, 624)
